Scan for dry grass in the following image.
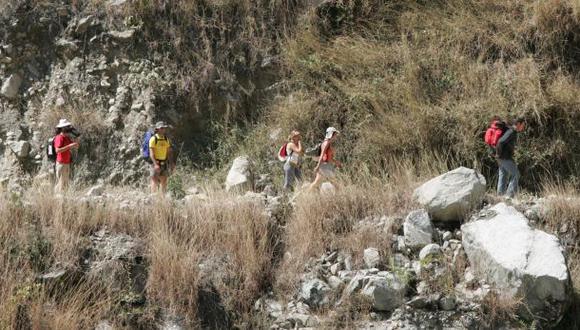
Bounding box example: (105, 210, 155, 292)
(245, 0, 580, 189)
(0, 186, 275, 328)
(274, 164, 434, 295)
(480, 290, 524, 328)
(538, 183, 580, 329)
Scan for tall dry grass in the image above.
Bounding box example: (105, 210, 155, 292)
(0, 185, 276, 328)
(539, 183, 580, 329)
(245, 0, 580, 191)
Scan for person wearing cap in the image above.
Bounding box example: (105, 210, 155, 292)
(309, 127, 341, 192)
(54, 119, 79, 193)
(283, 130, 304, 191)
(149, 121, 173, 194)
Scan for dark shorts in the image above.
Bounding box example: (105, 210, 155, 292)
(150, 161, 169, 178)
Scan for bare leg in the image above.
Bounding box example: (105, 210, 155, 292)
(150, 176, 159, 194)
(159, 176, 168, 194)
(308, 172, 323, 192)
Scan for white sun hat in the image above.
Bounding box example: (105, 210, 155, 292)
(325, 127, 340, 139)
(56, 119, 73, 128)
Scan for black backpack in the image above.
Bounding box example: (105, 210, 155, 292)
(47, 137, 57, 162)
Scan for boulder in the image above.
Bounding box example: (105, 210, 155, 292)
(300, 278, 331, 308)
(462, 203, 571, 324)
(75, 15, 95, 34)
(1, 73, 23, 99)
(363, 248, 380, 268)
(225, 156, 253, 192)
(413, 167, 486, 221)
(8, 140, 30, 158)
(403, 209, 433, 249)
(419, 243, 441, 261)
(361, 273, 407, 311)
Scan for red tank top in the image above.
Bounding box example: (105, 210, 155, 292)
(321, 140, 333, 162)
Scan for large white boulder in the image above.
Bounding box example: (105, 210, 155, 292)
(462, 203, 571, 324)
(413, 167, 486, 221)
(225, 156, 253, 192)
(403, 209, 433, 249)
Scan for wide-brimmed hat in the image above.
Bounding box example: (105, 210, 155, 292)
(56, 119, 73, 128)
(325, 127, 340, 139)
(154, 121, 170, 129)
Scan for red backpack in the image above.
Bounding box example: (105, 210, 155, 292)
(277, 143, 289, 162)
(484, 120, 507, 147)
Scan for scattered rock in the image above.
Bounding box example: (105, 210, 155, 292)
(442, 231, 453, 241)
(225, 156, 253, 192)
(438, 296, 456, 311)
(363, 248, 380, 268)
(76, 15, 95, 34)
(109, 29, 136, 41)
(300, 278, 331, 308)
(413, 167, 486, 221)
(8, 140, 30, 158)
(327, 276, 343, 289)
(419, 244, 441, 261)
(361, 273, 407, 311)
(462, 203, 571, 324)
(403, 209, 433, 249)
(1, 73, 23, 99)
(95, 320, 114, 330)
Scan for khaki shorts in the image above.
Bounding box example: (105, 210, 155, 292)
(319, 163, 336, 178)
(55, 163, 70, 192)
(150, 161, 169, 178)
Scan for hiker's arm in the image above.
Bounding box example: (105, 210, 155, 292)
(55, 140, 78, 153)
(294, 140, 303, 154)
(149, 148, 159, 168)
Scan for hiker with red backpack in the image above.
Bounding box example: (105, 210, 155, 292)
(485, 117, 526, 198)
(309, 127, 341, 192)
(495, 117, 526, 198)
(279, 130, 304, 191)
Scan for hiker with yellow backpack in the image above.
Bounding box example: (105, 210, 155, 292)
(143, 121, 174, 194)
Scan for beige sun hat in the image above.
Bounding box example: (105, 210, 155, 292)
(154, 121, 170, 129)
(325, 127, 340, 139)
(56, 119, 73, 128)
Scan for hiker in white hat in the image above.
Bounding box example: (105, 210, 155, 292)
(309, 126, 341, 192)
(149, 121, 173, 194)
(53, 119, 79, 193)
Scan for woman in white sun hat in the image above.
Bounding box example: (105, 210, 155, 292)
(309, 127, 341, 192)
(53, 119, 79, 193)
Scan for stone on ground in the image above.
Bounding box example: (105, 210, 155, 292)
(363, 247, 380, 268)
(225, 156, 253, 192)
(413, 167, 486, 221)
(403, 209, 433, 249)
(300, 278, 331, 308)
(462, 203, 571, 325)
(419, 243, 441, 261)
(361, 273, 407, 311)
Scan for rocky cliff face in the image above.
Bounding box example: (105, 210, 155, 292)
(0, 0, 294, 189)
